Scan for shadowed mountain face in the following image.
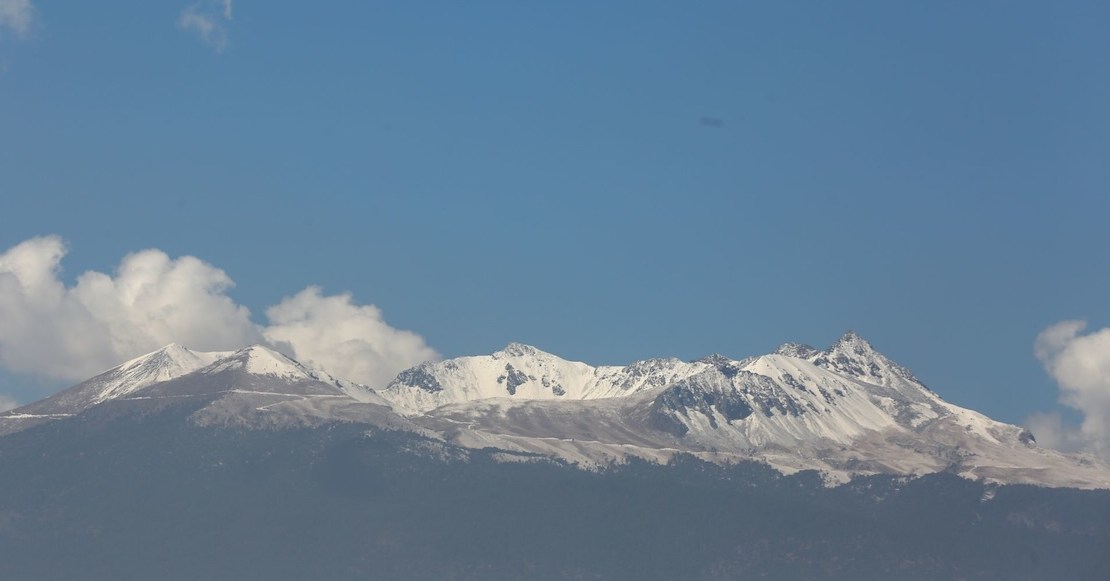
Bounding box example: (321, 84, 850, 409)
(1, 336, 1110, 578)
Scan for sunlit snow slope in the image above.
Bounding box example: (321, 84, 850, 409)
(378, 342, 712, 413)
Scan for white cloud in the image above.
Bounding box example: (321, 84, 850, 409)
(0, 236, 261, 380)
(265, 287, 441, 388)
(179, 0, 234, 52)
(1024, 411, 1086, 454)
(0, 0, 33, 38)
(0, 394, 18, 412)
(1030, 320, 1110, 458)
(0, 236, 438, 387)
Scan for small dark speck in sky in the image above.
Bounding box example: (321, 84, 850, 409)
(699, 117, 725, 128)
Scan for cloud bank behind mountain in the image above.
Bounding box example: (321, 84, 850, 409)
(0, 235, 438, 386)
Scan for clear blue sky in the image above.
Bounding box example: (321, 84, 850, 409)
(1, 1, 1108, 425)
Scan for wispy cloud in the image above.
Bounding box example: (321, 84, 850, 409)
(1029, 320, 1110, 458)
(0, 236, 439, 387)
(179, 0, 234, 52)
(0, 0, 34, 39)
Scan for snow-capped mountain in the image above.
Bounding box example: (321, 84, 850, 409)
(388, 333, 1110, 488)
(134, 344, 408, 431)
(3, 333, 1108, 489)
(0, 343, 230, 434)
(0, 344, 402, 434)
(378, 342, 711, 414)
(187, 344, 386, 405)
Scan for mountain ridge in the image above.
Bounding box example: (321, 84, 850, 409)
(2, 331, 1107, 489)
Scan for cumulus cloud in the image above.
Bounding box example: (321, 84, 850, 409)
(0, 236, 261, 380)
(0, 0, 33, 38)
(179, 0, 234, 52)
(1024, 411, 1085, 453)
(1030, 320, 1110, 458)
(264, 287, 441, 389)
(0, 236, 438, 387)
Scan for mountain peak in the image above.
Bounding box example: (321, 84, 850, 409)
(239, 344, 287, 356)
(118, 342, 196, 371)
(694, 353, 735, 366)
(204, 344, 315, 380)
(774, 342, 819, 358)
(492, 342, 547, 359)
(111, 343, 240, 383)
(811, 331, 924, 389)
(829, 330, 875, 353)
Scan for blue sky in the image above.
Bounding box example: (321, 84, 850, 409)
(1, 1, 1109, 431)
